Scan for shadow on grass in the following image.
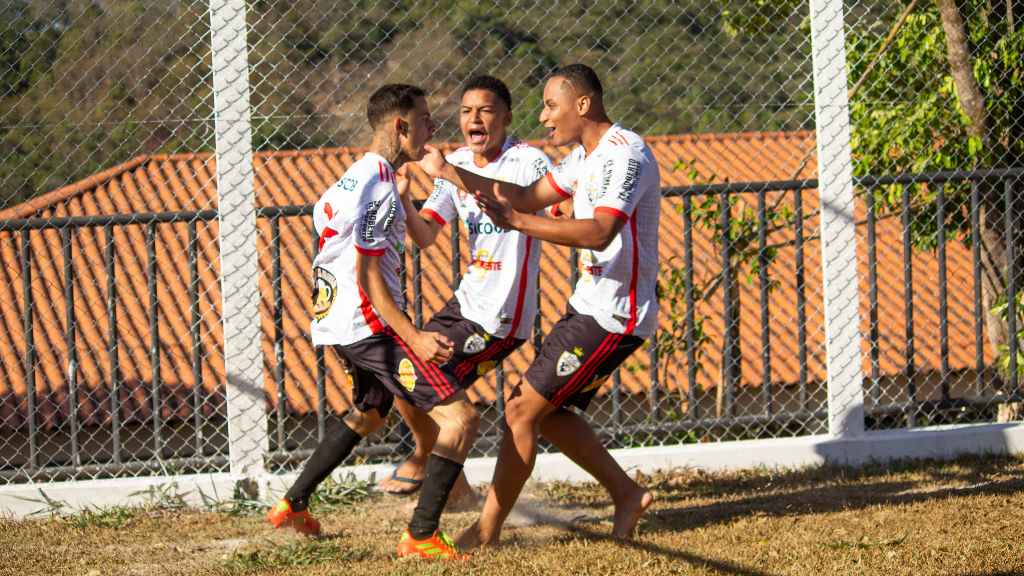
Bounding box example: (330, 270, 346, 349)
(645, 476, 1024, 533)
(566, 524, 774, 576)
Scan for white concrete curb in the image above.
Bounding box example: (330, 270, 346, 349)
(4, 421, 1023, 519)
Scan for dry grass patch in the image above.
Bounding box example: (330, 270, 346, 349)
(2, 453, 1024, 575)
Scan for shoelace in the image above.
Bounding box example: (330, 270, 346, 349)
(436, 531, 459, 553)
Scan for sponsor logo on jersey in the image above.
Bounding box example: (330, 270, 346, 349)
(556, 348, 585, 377)
(599, 159, 614, 202)
(579, 252, 602, 282)
(359, 200, 382, 243)
(585, 173, 600, 205)
(395, 358, 416, 391)
(619, 158, 641, 202)
(465, 221, 512, 235)
(470, 250, 502, 279)
(477, 360, 497, 376)
(311, 267, 338, 321)
(581, 374, 610, 393)
(532, 158, 548, 180)
(464, 333, 487, 354)
(340, 177, 357, 191)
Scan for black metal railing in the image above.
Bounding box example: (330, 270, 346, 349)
(3, 168, 1024, 482)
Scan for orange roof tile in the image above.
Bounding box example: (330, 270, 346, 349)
(0, 132, 990, 432)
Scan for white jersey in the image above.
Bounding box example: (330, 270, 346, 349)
(310, 152, 407, 346)
(547, 124, 661, 337)
(422, 137, 554, 340)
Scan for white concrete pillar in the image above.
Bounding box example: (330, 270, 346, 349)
(210, 0, 267, 475)
(809, 0, 866, 437)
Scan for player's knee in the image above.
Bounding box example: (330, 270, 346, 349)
(503, 395, 541, 429)
(345, 409, 385, 437)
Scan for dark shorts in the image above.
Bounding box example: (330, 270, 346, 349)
(524, 305, 645, 410)
(423, 297, 526, 386)
(332, 326, 464, 417)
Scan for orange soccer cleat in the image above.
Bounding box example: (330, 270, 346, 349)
(265, 498, 321, 536)
(396, 529, 468, 561)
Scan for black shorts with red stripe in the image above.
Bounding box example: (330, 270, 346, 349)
(330, 326, 464, 417)
(422, 297, 525, 386)
(524, 305, 645, 410)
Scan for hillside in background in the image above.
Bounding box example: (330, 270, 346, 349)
(1, 0, 814, 207)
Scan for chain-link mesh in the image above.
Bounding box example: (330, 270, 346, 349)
(847, 0, 1024, 429)
(1, 0, 1020, 485)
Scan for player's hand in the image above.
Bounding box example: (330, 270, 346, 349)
(419, 144, 447, 179)
(410, 330, 454, 365)
(395, 164, 411, 198)
(473, 184, 520, 230)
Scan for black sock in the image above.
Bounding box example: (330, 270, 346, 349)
(284, 421, 362, 512)
(407, 454, 463, 539)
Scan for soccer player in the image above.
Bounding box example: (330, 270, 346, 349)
(266, 84, 476, 561)
(419, 64, 658, 550)
(378, 75, 554, 505)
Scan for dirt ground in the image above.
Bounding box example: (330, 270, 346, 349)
(2, 453, 1024, 576)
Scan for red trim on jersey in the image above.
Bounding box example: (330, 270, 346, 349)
(378, 162, 384, 180)
(356, 283, 385, 334)
(355, 246, 386, 256)
(324, 202, 334, 220)
(549, 203, 563, 217)
(318, 227, 339, 251)
(595, 206, 629, 222)
(551, 333, 621, 406)
(507, 235, 533, 337)
(473, 145, 506, 168)
(389, 327, 455, 397)
(624, 215, 639, 334)
(546, 172, 572, 198)
(421, 208, 447, 227)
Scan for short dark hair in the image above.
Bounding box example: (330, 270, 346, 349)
(551, 64, 603, 100)
(461, 75, 513, 111)
(367, 84, 427, 131)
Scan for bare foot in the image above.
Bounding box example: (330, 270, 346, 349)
(452, 521, 486, 551)
(611, 486, 653, 538)
(378, 455, 426, 494)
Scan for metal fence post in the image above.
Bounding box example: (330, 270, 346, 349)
(810, 0, 865, 437)
(211, 0, 267, 476)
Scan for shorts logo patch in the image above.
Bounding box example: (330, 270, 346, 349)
(395, 358, 416, 391)
(477, 360, 497, 376)
(581, 374, 610, 393)
(464, 333, 487, 354)
(556, 350, 583, 377)
(311, 267, 338, 321)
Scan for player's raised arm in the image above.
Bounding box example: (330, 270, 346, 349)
(420, 144, 566, 214)
(476, 184, 625, 251)
(395, 165, 443, 249)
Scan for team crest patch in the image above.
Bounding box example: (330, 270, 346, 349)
(581, 374, 610, 393)
(464, 333, 487, 354)
(556, 350, 583, 377)
(311, 267, 338, 321)
(395, 358, 416, 391)
(477, 360, 497, 376)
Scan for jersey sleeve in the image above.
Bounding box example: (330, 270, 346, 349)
(420, 179, 459, 226)
(593, 148, 647, 223)
(547, 151, 579, 199)
(353, 180, 398, 256)
(520, 149, 555, 186)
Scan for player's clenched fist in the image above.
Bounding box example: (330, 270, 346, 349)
(418, 144, 448, 179)
(410, 330, 455, 364)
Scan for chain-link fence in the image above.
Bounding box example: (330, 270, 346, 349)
(1, 0, 1022, 484)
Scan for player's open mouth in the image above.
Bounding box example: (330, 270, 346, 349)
(468, 129, 487, 144)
